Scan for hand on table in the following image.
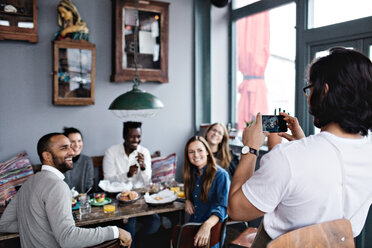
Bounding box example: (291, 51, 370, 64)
(278, 112, 305, 141)
(118, 228, 132, 247)
(185, 200, 194, 215)
(243, 113, 268, 150)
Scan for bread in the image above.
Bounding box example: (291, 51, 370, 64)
(154, 196, 163, 201)
(120, 191, 138, 201)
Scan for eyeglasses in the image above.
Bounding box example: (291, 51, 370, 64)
(210, 128, 223, 136)
(303, 84, 313, 97)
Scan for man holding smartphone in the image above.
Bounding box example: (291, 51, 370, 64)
(103, 121, 160, 248)
(228, 47, 372, 247)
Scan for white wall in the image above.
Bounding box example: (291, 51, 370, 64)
(0, 0, 195, 182)
(211, 5, 230, 124)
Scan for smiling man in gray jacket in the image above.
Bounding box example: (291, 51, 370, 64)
(0, 133, 132, 248)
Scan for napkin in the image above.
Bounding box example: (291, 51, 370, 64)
(144, 189, 177, 204)
(98, 180, 133, 193)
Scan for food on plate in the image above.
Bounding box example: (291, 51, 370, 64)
(72, 198, 77, 207)
(154, 196, 163, 201)
(177, 191, 185, 199)
(170, 187, 180, 193)
(94, 193, 105, 203)
(120, 191, 138, 201)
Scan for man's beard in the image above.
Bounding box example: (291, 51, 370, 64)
(52, 154, 73, 173)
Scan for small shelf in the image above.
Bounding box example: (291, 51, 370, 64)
(0, 0, 38, 43)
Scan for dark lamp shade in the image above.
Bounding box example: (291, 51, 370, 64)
(109, 87, 164, 119)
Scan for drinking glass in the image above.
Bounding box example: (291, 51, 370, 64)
(79, 195, 91, 215)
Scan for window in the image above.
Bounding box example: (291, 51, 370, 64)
(232, 2, 295, 130)
(308, 0, 372, 29)
(230, 0, 372, 135)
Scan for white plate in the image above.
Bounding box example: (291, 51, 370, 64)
(144, 189, 177, 206)
(116, 192, 141, 204)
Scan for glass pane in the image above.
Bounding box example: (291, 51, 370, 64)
(58, 48, 92, 98)
(233, 0, 262, 10)
(308, 0, 372, 29)
(234, 3, 296, 130)
(123, 8, 161, 69)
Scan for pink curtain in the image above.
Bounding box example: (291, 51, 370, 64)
(237, 12, 270, 129)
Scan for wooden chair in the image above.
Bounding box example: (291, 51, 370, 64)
(267, 219, 355, 248)
(228, 226, 258, 248)
(171, 219, 227, 248)
(85, 238, 120, 248)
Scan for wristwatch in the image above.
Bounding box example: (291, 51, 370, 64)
(241, 145, 259, 156)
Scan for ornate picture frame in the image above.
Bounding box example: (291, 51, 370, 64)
(111, 0, 169, 83)
(53, 39, 95, 105)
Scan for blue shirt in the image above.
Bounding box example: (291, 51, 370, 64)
(189, 165, 230, 223)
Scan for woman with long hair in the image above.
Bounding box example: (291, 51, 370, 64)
(183, 136, 230, 248)
(205, 123, 239, 178)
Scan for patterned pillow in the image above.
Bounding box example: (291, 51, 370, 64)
(0, 152, 34, 206)
(151, 153, 177, 184)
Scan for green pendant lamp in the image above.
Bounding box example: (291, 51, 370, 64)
(109, 0, 164, 119)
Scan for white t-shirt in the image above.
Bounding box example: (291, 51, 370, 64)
(242, 131, 372, 238)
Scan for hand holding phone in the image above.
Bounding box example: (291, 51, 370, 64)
(262, 115, 287, 133)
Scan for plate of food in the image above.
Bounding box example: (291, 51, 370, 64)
(144, 189, 177, 206)
(90, 197, 112, 206)
(116, 190, 140, 204)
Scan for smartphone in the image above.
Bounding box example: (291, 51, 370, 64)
(262, 115, 287, 133)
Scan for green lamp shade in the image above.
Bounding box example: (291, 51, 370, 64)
(109, 87, 164, 119)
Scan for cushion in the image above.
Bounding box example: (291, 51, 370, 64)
(0, 151, 34, 206)
(151, 153, 177, 184)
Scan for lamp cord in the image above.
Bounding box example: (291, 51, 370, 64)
(133, 0, 140, 89)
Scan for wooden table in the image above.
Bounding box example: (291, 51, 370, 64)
(0, 198, 185, 243)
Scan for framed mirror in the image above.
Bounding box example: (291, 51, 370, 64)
(53, 39, 96, 105)
(0, 0, 38, 42)
(111, 0, 169, 83)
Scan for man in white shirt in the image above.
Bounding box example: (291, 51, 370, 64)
(228, 47, 372, 248)
(103, 122, 159, 248)
(0, 133, 132, 248)
(103, 121, 152, 188)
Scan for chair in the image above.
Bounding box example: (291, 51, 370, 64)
(228, 226, 258, 248)
(85, 238, 120, 248)
(171, 219, 227, 248)
(267, 219, 354, 248)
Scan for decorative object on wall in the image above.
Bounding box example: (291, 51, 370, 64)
(54, 0, 89, 41)
(52, 0, 96, 106)
(53, 39, 96, 106)
(109, 0, 164, 119)
(0, 0, 38, 42)
(111, 0, 169, 83)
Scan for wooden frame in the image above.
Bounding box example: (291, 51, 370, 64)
(0, 0, 38, 43)
(111, 0, 169, 83)
(53, 39, 96, 106)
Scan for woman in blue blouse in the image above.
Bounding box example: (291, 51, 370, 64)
(183, 136, 231, 248)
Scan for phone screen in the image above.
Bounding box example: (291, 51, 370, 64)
(262, 115, 287, 133)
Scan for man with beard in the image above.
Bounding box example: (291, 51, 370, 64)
(0, 133, 132, 248)
(103, 122, 159, 248)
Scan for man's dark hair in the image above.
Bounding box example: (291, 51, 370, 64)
(37, 133, 63, 163)
(63, 127, 83, 139)
(308, 47, 372, 135)
(123, 121, 142, 138)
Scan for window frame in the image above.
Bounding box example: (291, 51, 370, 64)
(229, 0, 372, 135)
